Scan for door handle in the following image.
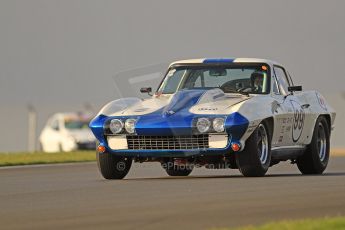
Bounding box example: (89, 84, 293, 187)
(301, 104, 310, 109)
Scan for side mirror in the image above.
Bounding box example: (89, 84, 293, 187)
(288, 86, 302, 92)
(140, 87, 152, 95)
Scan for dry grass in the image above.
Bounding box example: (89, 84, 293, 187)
(214, 216, 345, 230)
(0, 151, 95, 167)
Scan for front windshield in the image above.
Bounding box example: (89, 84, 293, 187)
(157, 64, 270, 94)
(64, 119, 90, 130)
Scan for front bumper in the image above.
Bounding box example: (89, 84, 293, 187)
(90, 112, 249, 157)
(102, 145, 233, 157)
(100, 134, 235, 157)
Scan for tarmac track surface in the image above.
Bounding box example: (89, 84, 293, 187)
(1, 157, 345, 230)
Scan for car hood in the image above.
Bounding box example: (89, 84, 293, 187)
(105, 89, 250, 136)
(112, 88, 250, 117)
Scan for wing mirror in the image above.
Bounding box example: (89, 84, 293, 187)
(140, 87, 152, 96)
(288, 86, 302, 92)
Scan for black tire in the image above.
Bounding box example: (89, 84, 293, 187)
(97, 152, 132, 179)
(161, 162, 193, 176)
(236, 121, 272, 177)
(297, 116, 330, 174)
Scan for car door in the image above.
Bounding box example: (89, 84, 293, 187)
(286, 71, 314, 145)
(271, 66, 300, 147)
(270, 67, 292, 147)
(272, 66, 309, 147)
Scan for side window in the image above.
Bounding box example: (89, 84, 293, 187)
(50, 119, 60, 131)
(286, 71, 294, 86)
(272, 76, 280, 94)
(274, 66, 290, 95)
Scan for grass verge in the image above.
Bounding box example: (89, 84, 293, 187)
(215, 216, 345, 230)
(0, 151, 96, 167)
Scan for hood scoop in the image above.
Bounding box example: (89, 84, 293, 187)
(162, 90, 206, 117)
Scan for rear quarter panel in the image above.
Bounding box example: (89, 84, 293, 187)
(294, 90, 336, 145)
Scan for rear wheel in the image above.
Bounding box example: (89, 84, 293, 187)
(297, 116, 330, 174)
(97, 152, 132, 179)
(236, 121, 272, 177)
(161, 161, 193, 176)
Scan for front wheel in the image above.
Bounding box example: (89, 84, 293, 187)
(296, 116, 330, 174)
(97, 152, 132, 179)
(236, 121, 272, 177)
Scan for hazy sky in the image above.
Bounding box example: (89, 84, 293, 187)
(0, 0, 344, 151)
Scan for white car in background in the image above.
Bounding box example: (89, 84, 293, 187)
(39, 113, 96, 152)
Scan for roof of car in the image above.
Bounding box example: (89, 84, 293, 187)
(170, 58, 282, 66)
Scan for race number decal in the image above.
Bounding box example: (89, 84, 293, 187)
(290, 100, 305, 142)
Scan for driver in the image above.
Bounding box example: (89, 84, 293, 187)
(251, 71, 265, 93)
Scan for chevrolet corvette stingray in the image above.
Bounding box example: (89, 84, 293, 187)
(90, 58, 336, 179)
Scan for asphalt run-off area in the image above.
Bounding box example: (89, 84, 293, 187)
(1, 156, 345, 230)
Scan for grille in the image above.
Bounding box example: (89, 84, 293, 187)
(126, 134, 209, 150)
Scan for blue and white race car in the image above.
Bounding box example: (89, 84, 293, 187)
(90, 58, 336, 179)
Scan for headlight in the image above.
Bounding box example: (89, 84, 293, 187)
(213, 118, 225, 133)
(125, 119, 136, 134)
(109, 119, 124, 134)
(196, 118, 211, 133)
